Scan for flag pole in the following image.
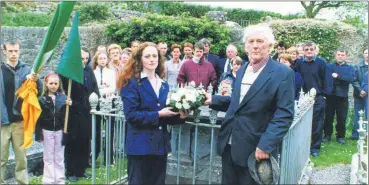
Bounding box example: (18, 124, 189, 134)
(64, 79, 72, 133)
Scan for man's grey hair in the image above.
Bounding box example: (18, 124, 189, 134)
(199, 38, 211, 46)
(303, 41, 316, 49)
(226, 44, 238, 53)
(243, 23, 275, 45)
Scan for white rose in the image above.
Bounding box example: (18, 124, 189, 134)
(182, 102, 191, 110)
(172, 93, 181, 102)
(186, 93, 196, 103)
(175, 102, 182, 109)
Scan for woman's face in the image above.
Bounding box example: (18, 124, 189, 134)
(289, 51, 298, 61)
(97, 53, 108, 67)
(141, 46, 159, 71)
(183, 47, 193, 57)
(121, 53, 129, 65)
(280, 58, 291, 67)
(171, 48, 181, 60)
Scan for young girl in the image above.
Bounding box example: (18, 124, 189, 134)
(37, 72, 72, 184)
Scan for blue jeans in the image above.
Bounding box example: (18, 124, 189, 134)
(353, 97, 365, 138)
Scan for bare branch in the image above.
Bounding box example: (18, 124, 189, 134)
(300, 1, 307, 9)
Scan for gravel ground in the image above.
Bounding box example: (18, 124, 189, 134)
(5, 173, 34, 184)
(310, 163, 351, 184)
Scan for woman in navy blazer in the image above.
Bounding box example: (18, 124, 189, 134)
(279, 54, 304, 100)
(118, 42, 188, 185)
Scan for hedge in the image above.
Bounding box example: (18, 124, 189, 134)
(126, 2, 303, 21)
(1, 13, 53, 27)
(269, 19, 367, 63)
(105, 13, 232, 57)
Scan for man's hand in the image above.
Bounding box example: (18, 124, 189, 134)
(332, 73, 338, 78)
(255, 147, 269, 162)
(26, 72, 39, 81)
(204, 93, 212, 105)
(360, 90, 367, 98)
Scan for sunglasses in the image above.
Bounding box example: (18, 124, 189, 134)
(304, 48, 314, 51)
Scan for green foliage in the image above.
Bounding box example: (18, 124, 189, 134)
(270, 19, 342, 61)
(343, 15, 368, 30)
(1, 13, 53, 27)
(77, 3, 113, 24)
(311, 109, 356, 167)
(1, 2, 36, 13)
(105, 13, 232, 57)
(126, 2, 302, 21)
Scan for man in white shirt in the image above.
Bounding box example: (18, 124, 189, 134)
(205, 24, 295, 185)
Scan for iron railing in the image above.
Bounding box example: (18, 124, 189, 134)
(88, 88, 316, 184)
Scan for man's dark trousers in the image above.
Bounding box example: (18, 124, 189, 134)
(323, 95, 349, 139)
(311, 95, 326, 153)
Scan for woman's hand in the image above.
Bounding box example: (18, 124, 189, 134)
(179, 110, 190, 119)
(158, 107, 179, 117)
(66, 98, 72, 106)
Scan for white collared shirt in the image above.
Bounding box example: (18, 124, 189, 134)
(224, 59, 231, 73)
(228, 63, 267, 145)
(141, 72, 164, 98)
(94, 66, 117, 96)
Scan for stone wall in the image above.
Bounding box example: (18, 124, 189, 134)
(1, 26, 111, 77)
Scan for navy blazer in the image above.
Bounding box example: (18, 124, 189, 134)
(326, 62, 355, 97)
(214, 58, 247, 81)
(205, 53, 220, 66)
(121, 77, 182, 155)
(210, 58, 295, 167)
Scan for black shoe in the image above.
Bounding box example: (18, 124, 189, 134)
(337, 138, 345, 144)
(68, 176, 78, 182)
(322, 135, 331, 142)
(84, 173, 92, 179)
(311, 151, 319, 157)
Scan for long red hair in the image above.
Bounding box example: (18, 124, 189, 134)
(117, 42, 165, 89)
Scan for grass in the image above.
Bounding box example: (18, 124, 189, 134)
(30, 156, 127, 184)
(311, 108, 359, 167)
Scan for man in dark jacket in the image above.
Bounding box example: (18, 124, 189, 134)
(323, 48, 355, 144)
(351, 48, 368, 139)
(294, 41, 331, 157)
(61, 48, 100, 182)
(1, 39, 42, 184)
(199, 38, 220, 66)
(205, 24, 295, 185)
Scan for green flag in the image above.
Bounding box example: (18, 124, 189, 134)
(33, 1, 75, 73)
(56, 11, 83, 84)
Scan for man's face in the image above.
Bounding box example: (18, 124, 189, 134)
(183, 47, 193, 57)
(3, 44, 20, 63)
(194, 48, 204, 58)
(245, 33, 270, 63)
(364, 49, 368, 62)
(335, 51, 347, 63)
(303, 46, 316, 58)
(158, 43, 168, 56)
(109, 48, 121, 61)
(277, 46, 286, 54)
(203, 44, 210, 55)
(226, 47, 237, 59)
(131, 42, 139, 52)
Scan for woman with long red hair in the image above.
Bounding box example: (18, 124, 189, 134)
(119, 42, 188, 184)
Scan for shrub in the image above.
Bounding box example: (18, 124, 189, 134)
(1, 13, 53, 27)
(126, 2, 302, 22)
(269, 19, 367, 63)
(77, 3, 113, 24)
(105, 13, 232, 57)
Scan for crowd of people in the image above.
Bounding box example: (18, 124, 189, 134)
(1, 22, 368, 184)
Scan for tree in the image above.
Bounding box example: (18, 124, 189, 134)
(300, 1, 348, 18)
